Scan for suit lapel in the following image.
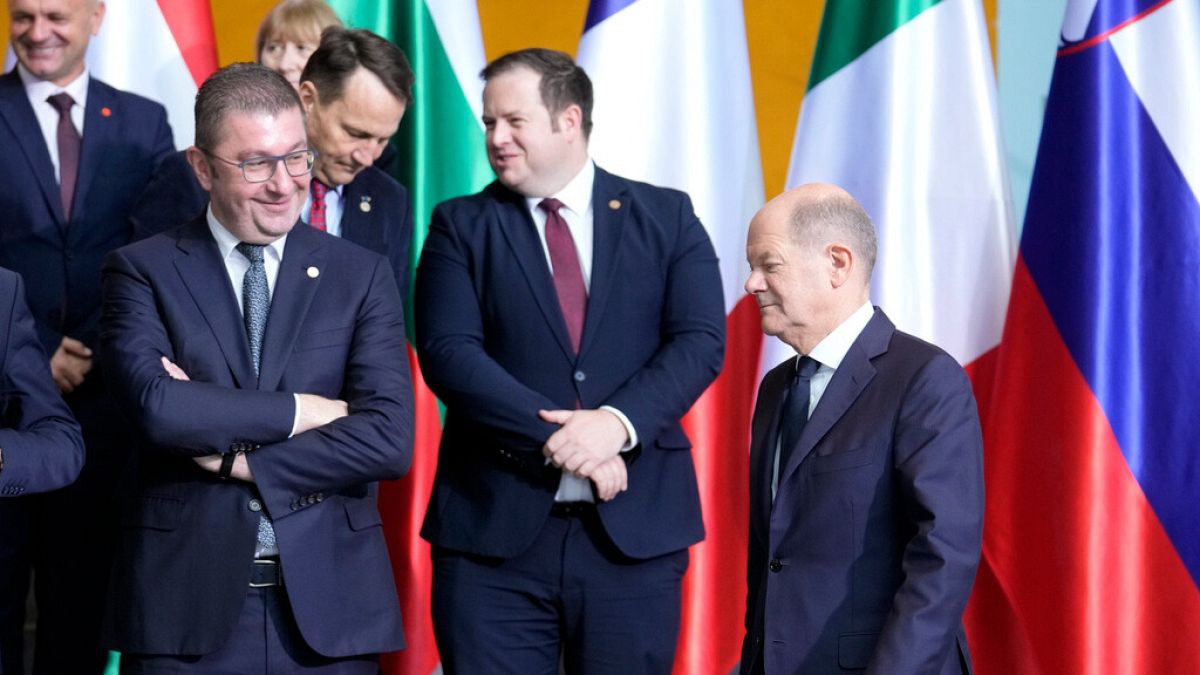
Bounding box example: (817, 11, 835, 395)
(750, 363, 789, 541)
(493, 185, 577, 361)
(776, 311, 892, 490)
(0, 71, 65, 227)
(257, 224, 326, 392)
(578, 167, 626, 359)
(172, 217, 257, 389)
(71, 78, 115, 228)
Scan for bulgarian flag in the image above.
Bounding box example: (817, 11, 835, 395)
(969, 0, 1200, 671)
(86, 0, 217, 148)
(577, 2, 766, 673)
(327, 1, 492, 673)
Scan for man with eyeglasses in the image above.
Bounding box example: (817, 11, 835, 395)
(98, 62, 413, 674)
(133, 26, 415, 300)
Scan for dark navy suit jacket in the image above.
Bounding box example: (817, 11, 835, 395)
(99, 218, 413, 657)
(742, 310, 983, 675)
(0, 268, 84, 497)
(132, 151, 415, 300)
(416, 167, 725, 560)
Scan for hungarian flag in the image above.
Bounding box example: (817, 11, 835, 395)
(327, 1, 492, 673)
(782, 0, 1015, 387)
(577, 2, 766, 673)
(968, 0, 1200, 671)
(86, 0, 217, 148)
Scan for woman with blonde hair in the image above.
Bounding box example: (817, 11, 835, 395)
(256, 0, 342, 89)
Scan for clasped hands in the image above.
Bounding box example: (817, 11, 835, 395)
(161, 356, 348, 482)
(539, 408, 629, 502)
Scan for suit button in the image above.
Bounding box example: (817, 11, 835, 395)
(768, 559, 783, 573)
(248, 499, 262, 512)
(314, 494, 324, 503)
(574, 370, 586, 382)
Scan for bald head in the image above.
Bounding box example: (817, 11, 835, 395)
(744, 183, 877, 353)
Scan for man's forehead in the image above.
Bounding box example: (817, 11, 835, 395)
(218, 108, 307, 157)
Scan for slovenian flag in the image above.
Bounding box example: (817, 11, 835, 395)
(577, 2, 766, 672)
(968, 0, 1200, 671)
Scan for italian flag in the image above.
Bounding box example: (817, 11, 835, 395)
(784, 0, 1015, 669)
(577, 2, 766, 673)
(327, 1, 492, 673)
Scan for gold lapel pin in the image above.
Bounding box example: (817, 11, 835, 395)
(359, 196, 372, 213)
(608, 199, 621, 210)
(306, 266, 320, 279)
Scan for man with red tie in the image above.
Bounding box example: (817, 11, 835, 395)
(416, 48, 726, 674)
(0, 0, 173, 671)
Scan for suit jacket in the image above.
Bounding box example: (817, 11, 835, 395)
(416, 167, 725, 560)
(132, 152, 415, 300)
(0, 268, 84, 497)
(742, 310, 983, 675)
(99, 217, 413, 657)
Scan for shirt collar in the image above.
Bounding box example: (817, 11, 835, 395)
(525, 159, 595, 216)
(19, 63, 90, 111)
(206, 205, 287, 263)
(804, 301, 875, 371)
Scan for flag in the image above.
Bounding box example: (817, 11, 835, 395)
(87, 0, 218, 149)
(327, 1, 492, 672)
(968, 0, 1200, 671)
(783, 0, 1015, 385)
(576, 2, 765, 672)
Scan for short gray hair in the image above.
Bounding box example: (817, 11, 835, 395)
(788, 190, 878, 280)
(195, 63, 301, 150)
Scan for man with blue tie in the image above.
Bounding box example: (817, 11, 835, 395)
(0, 0, 173, 672)
(416, 48, 726, 673)
(741, 185, 983, 674)
(100, 63, 412, 674)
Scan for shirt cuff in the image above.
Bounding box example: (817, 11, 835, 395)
(600, 405, 637, 452)
(290, 394, 300, 438)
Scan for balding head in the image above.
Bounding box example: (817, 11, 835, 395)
(744, 184, 877, 353)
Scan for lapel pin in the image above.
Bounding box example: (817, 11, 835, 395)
(307, 266, 320, 279)
(608, 199, 621, 210)
(359, 196, 372, 213)
(100, 107, 112, 117)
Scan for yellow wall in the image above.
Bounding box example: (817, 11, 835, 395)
(2, 0, 996, 197)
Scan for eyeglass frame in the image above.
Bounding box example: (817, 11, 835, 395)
(199, 147, 318, 184)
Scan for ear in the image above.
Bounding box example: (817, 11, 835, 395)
(186, 146, 214, 192)
(828, 243, 854, 289)
(298, 81, 318, 115)
(91, 1, 107, 36)
(559, 103, 583, 140)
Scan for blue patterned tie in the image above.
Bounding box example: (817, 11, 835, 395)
(235, 243, 277, 556)
(778, 356, 820, 471)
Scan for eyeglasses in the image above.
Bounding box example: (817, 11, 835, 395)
(200, 148, 317, 183)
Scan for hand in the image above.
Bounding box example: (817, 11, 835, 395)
(161, 356, 190, 380)
(50, 336, 93, 393)
(294, 393, 349, 434)
(539, 408, 628, 479)
(590, 455, 628, 502)
(192, 452, 255, 482)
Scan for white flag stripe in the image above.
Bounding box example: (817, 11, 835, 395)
(426, 0, 487, 128)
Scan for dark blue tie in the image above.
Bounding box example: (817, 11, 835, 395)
(235, 242, 277, 556)
(778, 356, 820, 471)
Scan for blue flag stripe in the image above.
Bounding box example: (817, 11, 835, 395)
(584, 0, 638, 31)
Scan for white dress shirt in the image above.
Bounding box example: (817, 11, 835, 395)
(302, 181, 345, 237)
(525, 160, 637, 502)
(772, 301, 876, 498)
(18, 64, 88, 184)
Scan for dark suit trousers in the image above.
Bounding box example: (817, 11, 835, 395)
(120, 585, 377, 675)
(431, 506, 688, 675)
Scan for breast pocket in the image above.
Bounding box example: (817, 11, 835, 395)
(294, 326, 354, 352)
(811, 447, 874, 474)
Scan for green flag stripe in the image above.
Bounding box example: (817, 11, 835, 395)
(808, 0, 941, 90)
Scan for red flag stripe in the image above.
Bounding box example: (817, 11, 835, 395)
(154, 0, 219, 87)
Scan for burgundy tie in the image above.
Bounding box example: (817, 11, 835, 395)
(309, 178, 328, 231)
(48, 93, 80, 220)
(540, 198, 587, 354)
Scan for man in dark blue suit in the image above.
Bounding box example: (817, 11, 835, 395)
(0, 0, 173, 672)
(416, 48, 725, 674)
(100, 63, 412, 674)
(132, 27, 415, 300)
(741, 184, 984, 674)
(0, 266, 85, 674)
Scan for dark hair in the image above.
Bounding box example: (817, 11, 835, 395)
(481, 48, 593, 138)
(195, 63, 300, 149)
(301, 26, 414, 105)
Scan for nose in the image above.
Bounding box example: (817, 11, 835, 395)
(489, 121, 511, 148)
(266, 157, 295, 194)
(745, 269, 764, 295)
(29, 16, 52, 41)
(282, 45, 305, 76)
(350, 141, 377, 168)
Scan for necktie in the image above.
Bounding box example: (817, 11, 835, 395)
(539, 198, 587, 354)
(309, 179, 328, 232)
(47, 93, 80, 220)
(235, 242, 277, 557)
(778, 356, 820, 471)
